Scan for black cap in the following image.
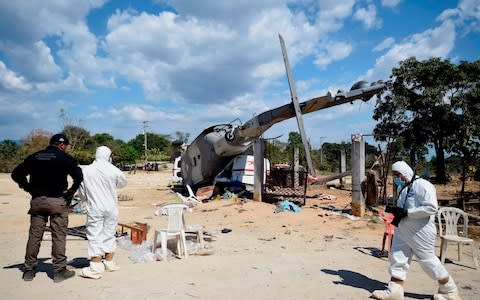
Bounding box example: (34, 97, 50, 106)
(49, 133, 70, 145)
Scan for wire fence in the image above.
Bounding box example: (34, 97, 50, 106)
(263, 168, 308, 205)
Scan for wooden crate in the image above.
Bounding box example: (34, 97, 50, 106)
(118, 222, 148, 244)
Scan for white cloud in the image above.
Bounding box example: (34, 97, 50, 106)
(437, 8, 460, 22)
(0, 1, 110, 92)
(353, 4, 382, 29)
(458, 0, 480, 20)
(381, 0, 402, 8)
(85, 111, 103, 120)
(316, 0, 356, 19)
(162, 0, 283, 27)
(36, 72, 88, 94)
(363, 20, 456, 82)
(0, 0, 363, 109)
(0, 92, 63, 140)
(101, 3, 328, 104)
(108, 104, 184, 122)
(373, 37, 395, 51)
(437, 0, 480, 33)
(314, 0, 356, 33)
(109, 105, 151, 122)
(313, 41, 353, 69)
(0, 41, 62, 82)
(0, 61, 32, 91)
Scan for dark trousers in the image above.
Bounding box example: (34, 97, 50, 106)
(24, 197, 68, 273)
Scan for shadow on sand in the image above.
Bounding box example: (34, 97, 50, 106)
(3, 256, 90, 280)
(321, 269, 432, 299)
(353, 246, 390, 260)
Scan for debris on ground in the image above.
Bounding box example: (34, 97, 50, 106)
(274, 200, 301, 213)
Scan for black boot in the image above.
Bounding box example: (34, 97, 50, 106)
(22, 269, 36, 281)
(53, 268, 75, 283)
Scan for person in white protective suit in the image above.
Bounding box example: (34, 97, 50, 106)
(78, 146, 127, 279)
(372, 161, 461, 300)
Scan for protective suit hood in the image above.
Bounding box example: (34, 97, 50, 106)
(95, 146, 111, 162)
(392, 161, 414, 182)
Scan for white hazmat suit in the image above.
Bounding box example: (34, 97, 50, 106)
(79, 146, 127, 278)
(373, 161, 460, 300)
(390, 161, 448, 281)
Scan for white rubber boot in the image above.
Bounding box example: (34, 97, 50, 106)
(79, 261, 105, 279)
(372, 281, 405, 300)
(103, 260, 120, 272)
(434, 277, 462, 300)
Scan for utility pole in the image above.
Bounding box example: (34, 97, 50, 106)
(279, 34, 316, 177)
(142, 121, 149, 164)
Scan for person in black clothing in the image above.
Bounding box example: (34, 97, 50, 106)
(11, 133, 83, 282)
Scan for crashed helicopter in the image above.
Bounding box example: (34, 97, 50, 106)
(179, 35, 385, 190)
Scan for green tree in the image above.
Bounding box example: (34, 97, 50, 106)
(73, 149, 95, 165)
(446, 60, 480, 207)
(128, 133, 171, 161)
(83, 137, 140, 164)
(320, 142, 351, 172)
(146, 148, 170, 161)
(372, 81, 406, 172)
(0, 140, 20, 172)
(265, 139, 288, 165)
(117, 144, 139, 163)
(374, 57, 460, 183)
(93, 133, 114, 145)
(365, 142, 381, 167)
(62, 125, 92, 152)
(17, 129, 51, 159)
(285, 132, 308, 167)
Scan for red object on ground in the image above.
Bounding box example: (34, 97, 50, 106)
(379, 208, 395, 259)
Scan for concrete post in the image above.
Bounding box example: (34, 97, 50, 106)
(293, 147, 299, 187)
(351, 133, 365, 216)
(339, 149, 346, 186)
(253, 139, 265, 202)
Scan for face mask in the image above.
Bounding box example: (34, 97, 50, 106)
(393, 176, 405, 188)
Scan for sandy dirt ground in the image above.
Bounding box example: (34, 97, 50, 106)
(0, 169, 479, 300)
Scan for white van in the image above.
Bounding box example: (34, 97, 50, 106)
(214, 154, 270, 189)
(172, 156, 183, 184)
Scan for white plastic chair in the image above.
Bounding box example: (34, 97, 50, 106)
(152, 203, 189, 258)
(176, 184, 202, 207)
(186, 184, 202, 204)
(437, 207, 478, 269)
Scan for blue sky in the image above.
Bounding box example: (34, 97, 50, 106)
(0, 0, 479, 148)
